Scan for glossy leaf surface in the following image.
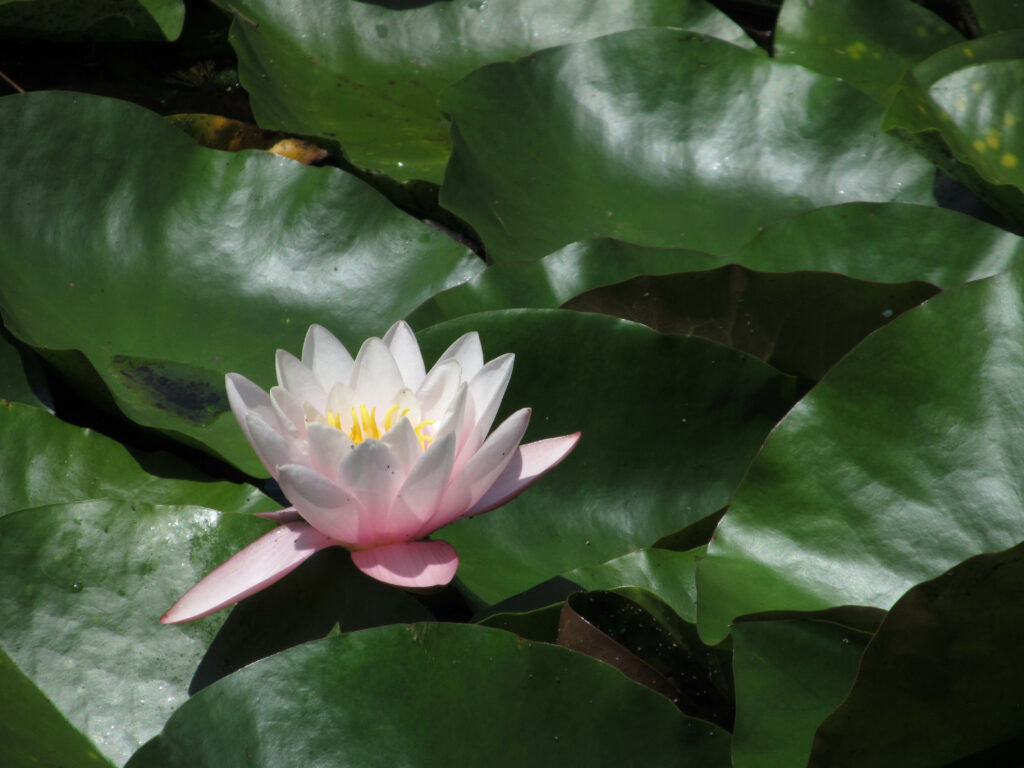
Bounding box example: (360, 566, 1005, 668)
(222, 0, 753, 181)
(441, 28, 936, 261)
(127, 623, 733, 767)
(0, 91, 479, 474)
(698, 264, 1024, 643)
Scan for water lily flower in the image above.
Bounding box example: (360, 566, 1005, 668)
(162, 321, 579, 623)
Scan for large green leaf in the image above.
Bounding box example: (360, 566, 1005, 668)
(0, 501, 273, 766)
(0, 328, 51, 410)
(418, 309, 798, 605)
(0, 91, 480, 475)
(971, 0, 1024, 33)
(0, 0, 182, 40)
(127, 623, 732, 768)
(774, 0, 960, 101)
(731, 616, 871, 768)
(0, 646, 114, 768)
(407, 239, 718, 329)
(222, 0, 753, 182)
(809, 541, 1024, 766)
(697, 263, 1024, 644)
(0, 401, 275, 518)
(440, 28, 936, 262)
(733, 202, 1024, 288)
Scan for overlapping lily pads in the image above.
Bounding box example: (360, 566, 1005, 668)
(441, 28, 936, 261)
(221, 0, 753, 181)
(127, 623, 732, 768)
(417, 309, 798, 604)
(0, 91, 480, 475)
(697, 262, 1024, 643)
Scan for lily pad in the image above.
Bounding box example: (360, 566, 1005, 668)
(0, 329, 51, 411)
(774, 0, 960, 101)
(0, 0, 182, 41)
(126, 623, 733, 767)
(221, 0, 754, 182)
(0, 91, 480, 475)
(440, 28, 936, 261)
(697, 262, 1024, 644)
(0, 501, 273, 765)
(809, 541, 1024, 766)
(971, 0, 1024, 34)
(417, 309, 798, 605)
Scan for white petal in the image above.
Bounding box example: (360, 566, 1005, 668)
(245, 412, 307, 477)
(432, 384, 473, 458)
(350, 337, 405, 410)
(437, 331, 484, 381)
(275, 349, 327, 412)
(326, 381, 361, 426)
(161, 522, 338, 624)
(225, 373, 276, 445)
(457, 353, 515, 472)
(269, 386, 305, 438)
(416, 358, 463, 421)
(384, 320, 427, 390)
(430, 408, 531, 531)
(339, 439, 404, 542)
(302, 324, 354, 390)
(307, 422, 354, 476)
(277, 464, 366, 545)
(380, 417, 421, 481)
(390, 432, 456, 540)
(464, 433, 581, 517)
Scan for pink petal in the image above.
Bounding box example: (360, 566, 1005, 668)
(463, 433, 581, 517)
(225, 373, 277, 444)
(417, 358, 463, 420)
(255, 506, 303, 523)
(456, 353, 515, 473)
(350, 540, 458, 589)
(275, 349, 327, 412)
(277, 464, 366, 544)
(389, 432, 457, 539)
(160, 522, 338, 624)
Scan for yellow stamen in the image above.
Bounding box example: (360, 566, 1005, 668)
(324, 404, 435, 450)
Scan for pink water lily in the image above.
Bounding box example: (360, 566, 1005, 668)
(162, 321, 579, 623)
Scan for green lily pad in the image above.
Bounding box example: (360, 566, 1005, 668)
(407, 239, 718, 329)
(971, 0, 1024, 34)
(0, 0, 182, 41)
(0, 400, 275, 518)
(221, 0, 754, 182)
(733, 202, 1024, 287)
(0, 329, 51, 411)
(883, 31, 1024, 225)
(697, 262, 1024, 644)
(440, 28, 936, 262)
(808, 541, 1024, 766)
(774, 0, 960, 101)
(126, 623, 733, 767)
(0, 91, 480, 475)
(418, 309, 798, 605)
(0, 646, 114, 768)
(731, 616, 871, 768)
(0, 501, 273, 766)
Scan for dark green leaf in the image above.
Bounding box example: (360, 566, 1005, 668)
(809, 541, 1024, 767)
(440, 28, 935, 261)
(0, 91, 480, 475)
(417, 309, 798, 605)
(697, 262, 1024, 643)
(971, 0, 1024, 33)
(0, 0, 181, 41)
(127, 624, 732, 768)
(564, 266, 938, 380)
(222, 0, 754, 181)
(0, 328, 51, 411)
(731, 616, 871, 768)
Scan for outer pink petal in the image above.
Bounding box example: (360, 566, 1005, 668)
(160, 523, 338, 624)
(255, 506, 303, 523)
(462, 433, 581, 518)
(350, 540, 458, 589)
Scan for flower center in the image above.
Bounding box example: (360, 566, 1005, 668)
(326, 404, 434, 450)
